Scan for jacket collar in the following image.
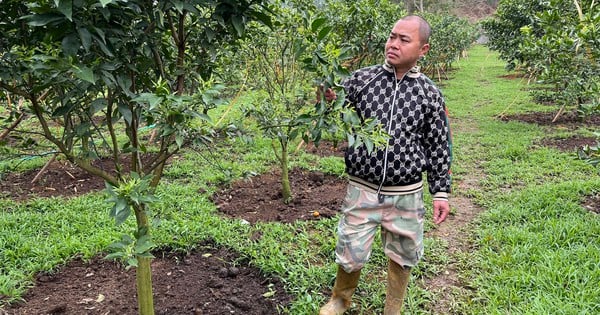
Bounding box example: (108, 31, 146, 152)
(382, 60, 421, 79)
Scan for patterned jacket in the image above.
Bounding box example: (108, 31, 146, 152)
(343, 62, 452, 200)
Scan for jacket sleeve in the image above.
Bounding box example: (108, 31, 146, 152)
(424, 91, 452, 200)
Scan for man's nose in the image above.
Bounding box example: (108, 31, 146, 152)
(388, 38, 400, 49)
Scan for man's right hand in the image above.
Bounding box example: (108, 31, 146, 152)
(316, 85, 337, 102)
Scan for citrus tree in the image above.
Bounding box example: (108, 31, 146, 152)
(241, 0, 387, 204)
(480, 0, 548, 70)
(483, 0, 599, 118)
(420, 13, 477, 80)
(0, 0, 269, 314)
(320, 0, 405, 69)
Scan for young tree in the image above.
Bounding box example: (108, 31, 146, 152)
(0, 0, 270, 314)
(242, 1, 387, 204)
(242, 4, 338, 204)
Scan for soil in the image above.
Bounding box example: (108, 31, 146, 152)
(2, 246, 291, 315)
(538, 135, 597, 152)
(210, 167, 345, 224)
(1, 115, 598, 314)
(499, 110, 600, 130)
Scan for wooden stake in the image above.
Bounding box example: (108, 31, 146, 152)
(31, 154, 57, 184)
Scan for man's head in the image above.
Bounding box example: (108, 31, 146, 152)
(384, 16, 431, 75)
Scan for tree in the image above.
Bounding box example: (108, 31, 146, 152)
(0, 0, 270, 314)
(322, 0, 405, 69)
(241, 0, 387, 204)
(483, 0, 599, 119)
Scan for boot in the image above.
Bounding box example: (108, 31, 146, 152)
(383, 259, 411, 315)
(319, 266, 361, 315)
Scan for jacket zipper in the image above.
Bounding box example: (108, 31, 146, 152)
(376, 68, 407, 202)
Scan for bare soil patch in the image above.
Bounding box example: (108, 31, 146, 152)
(3, 245, 291, 315)
(0, 154, 165, 201)
(499, 111, 600, 129)
(211, 167, 345, 224)
(582, 194, 600, 214)
(538, 135, 597, 152)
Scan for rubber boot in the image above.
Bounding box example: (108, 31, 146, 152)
(319, 266, 361, 315)
(383, 259, 411, 315)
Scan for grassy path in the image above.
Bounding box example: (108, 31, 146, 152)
(420, 44, 503, 315)
(420, 45, 600, 315)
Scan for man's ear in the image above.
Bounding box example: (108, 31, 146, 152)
(419, 43, 430, 58)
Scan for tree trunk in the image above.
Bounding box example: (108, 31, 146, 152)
(280, 141, 292, 204)
(134, 205, 155, 315)
(136, 256, 155, 315)
(415, 0, 424, 12)
(404, 0, 415, 14)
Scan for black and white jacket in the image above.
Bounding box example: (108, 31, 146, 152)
(343, 62, 452, 201)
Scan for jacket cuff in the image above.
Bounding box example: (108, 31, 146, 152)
(432, 192, 448, 201)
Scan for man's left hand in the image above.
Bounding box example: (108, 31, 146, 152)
(432, 200, 450, 224)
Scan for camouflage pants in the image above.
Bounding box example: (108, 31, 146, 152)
(335, 184, 425, 273)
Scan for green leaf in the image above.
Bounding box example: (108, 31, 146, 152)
(317, 26, 333, 41)
(205, 28, 215, 42)
(311, 18, 327, 32)
(78, 27, 92, 51)
(73, 66, 96, 84)
(55, 0, 73, 21)
(251, 10, 272, 29)
(365, 139, 374, 154)
(24, 13, 64, 26)
(134, 235, 155, 255)
(99, 0, 114, 7)
(116, 75, 132, 93)
(90, 98, 108, 115)
(347, 133, 355, 148)
(62, 33, 80, 56)
(51, 103, 77, 117)
(133, 93, 163, 110)
(232, 15, 244, 37)
(105, 252, 126, 260)
(126, 257, 138, 268)
(75, 122, 91, 136)
(175, 134, 184, 148)
(114, 205, 131, 225)
(315, 51, 327, 64)
(173, 1, 184, 13)
(118, 103, 133, 124)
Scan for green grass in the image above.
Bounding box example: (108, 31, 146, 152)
(442, 45, 600, 314)
(1, 45, 599, 314)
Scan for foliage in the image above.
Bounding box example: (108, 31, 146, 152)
(420, 13, 478, 79)
(319, 0, 405, 69)
(480, 0, 547, 70)
(578, 132, 600, 169)
(316, 1, 477, 79)
(240, 0, 388, 203)
(442, 45, 599, 314)
(482, 0, 599, 119)
(0, 0, 270, 313)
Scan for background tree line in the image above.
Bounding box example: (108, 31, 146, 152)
(481, 0, 599, 168)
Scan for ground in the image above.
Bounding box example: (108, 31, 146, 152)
(1, 111, 598, 314)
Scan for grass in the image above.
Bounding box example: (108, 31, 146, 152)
(443, 45, 600, 314)
(1, 44, 599, 314)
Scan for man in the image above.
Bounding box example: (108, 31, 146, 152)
(319, 15, 452, 315)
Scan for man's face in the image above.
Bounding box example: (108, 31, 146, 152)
(384, 19, 429, 72)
